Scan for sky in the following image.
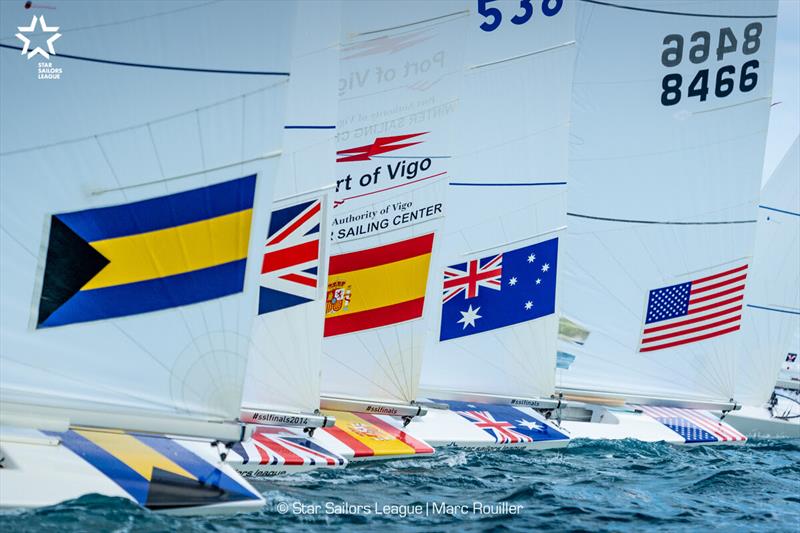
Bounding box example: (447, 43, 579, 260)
(764, 0, 800, 181)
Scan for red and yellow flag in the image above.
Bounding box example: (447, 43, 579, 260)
(324, 233, 434, 337)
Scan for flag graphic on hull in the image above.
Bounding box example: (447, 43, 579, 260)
(639, 264, 748, 352)
(230, 427, 345, 467)
(324, 233, 434, 337)
(259, 198, 322, 314)
(36, 175, 256, 328)
(48, 429, 260, 510)
(440, 238, 558, 341)
(320, 411, 434, 458)
(442, 400, 569, 445)
(636, 405, 746, 444)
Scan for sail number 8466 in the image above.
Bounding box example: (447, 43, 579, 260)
(660, 23, 762, 106)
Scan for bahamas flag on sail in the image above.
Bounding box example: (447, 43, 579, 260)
(440, 237, 558, 341)
(37, 175, 256, 328)
(324, 233, 434, 337)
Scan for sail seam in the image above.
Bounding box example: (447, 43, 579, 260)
(352, 10, 469, 37)
(469, 41, 576, 70)
(578, 0, 776, 19)
(566, 213, 756, 225)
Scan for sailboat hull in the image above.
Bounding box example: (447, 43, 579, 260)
(0, 426, 264, 515)
(717, 405, 800, 439)
(404, 402, 570, 450)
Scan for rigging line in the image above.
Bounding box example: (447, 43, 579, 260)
(352, 9, 469, 37)
(284, 125, 336, 129)
(469, 41, 576, 70)
(0, 0, 220, 42)
(89, 151, 281, 196)
(0, 225, 37, 258)
(0, 80, 288, 156)
(567, 213, 757, 225)
(577, 0, 776, 19)
(747, 304, 800, 316)
(759, 205, 800, 217)
(0, 43, 291, 75)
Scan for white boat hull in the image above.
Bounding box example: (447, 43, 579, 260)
(717, 405, 800, 438)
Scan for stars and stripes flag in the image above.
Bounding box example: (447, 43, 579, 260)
(637, 405, 746, 443)
(259, 198, 323, 315)
(639, 264, 748, 353)
(231, 427, 345, 467)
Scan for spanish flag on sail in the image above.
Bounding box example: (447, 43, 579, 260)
(36, 175, 256, 328)
(324, 233, 434, 337)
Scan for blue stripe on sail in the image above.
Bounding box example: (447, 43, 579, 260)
(45, 430, 149, 504)
(134, 434, 258, 500)
(759, 205, 800, 217)
(284, 125, 336, 129)
(258, 285, 312, 315)
(57, 175, 256, 241)
(747, 304, 800, 316)
(40, 260, 246, 328)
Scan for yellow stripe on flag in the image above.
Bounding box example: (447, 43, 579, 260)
(82, 209, 252, 290)
(326, 253, 430, 316)
(327, 411, 417, 456)
(75, 429, 195, 481)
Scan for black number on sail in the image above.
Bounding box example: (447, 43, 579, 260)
(743, 22, 762, 55)
(661, 34, 683, 67)
(716, 27, 738, 61)
(740, 60, 759, 92)
(715, 65, 736, 98)
(661, 73, 682, 106)
(689, 31, 710, 64)
(687, 69, 709, 102)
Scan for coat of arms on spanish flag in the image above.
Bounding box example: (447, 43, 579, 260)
(323, 233, 434, 337)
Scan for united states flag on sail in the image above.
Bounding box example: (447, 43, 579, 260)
(639, 264, 748, 352)
(259, 198, 322, 315)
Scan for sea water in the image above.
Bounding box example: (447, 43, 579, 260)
(2, 438, 798, 532)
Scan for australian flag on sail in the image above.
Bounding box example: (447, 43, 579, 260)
(440, 238, 558, 341)
(259, 198, 322, 315)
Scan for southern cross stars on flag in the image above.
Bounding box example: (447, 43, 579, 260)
(639, 264, 748, 352)
(439, 238, 558, 341)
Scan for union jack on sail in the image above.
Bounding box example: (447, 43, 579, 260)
(639, 264, 748, 352)
(259, 198, 323, 315)
(442, 254, 502, 303)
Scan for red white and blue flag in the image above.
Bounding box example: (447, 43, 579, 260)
(639, 264, 748, 352)
(259, 198, 322, 315)
(231, 427, 345, 467)
(637, 405, 746, 444)
(442, 401, 569, 445)
(442, 254, 502, 303)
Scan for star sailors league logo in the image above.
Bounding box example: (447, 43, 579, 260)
(16, 15, 61, 59)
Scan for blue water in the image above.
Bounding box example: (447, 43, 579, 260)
(2, 439, 799, 532)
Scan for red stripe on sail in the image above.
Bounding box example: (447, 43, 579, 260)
(691, 264, 748, 285)
(641, 314, 741, 344)
(358, 413, 434, 454)
(643, 305, 742, 334)
(262, 241, 319, 274)
(689, 284, 745, 304)
(690, 274, 747, 295)
(325, 426, 374, 458)
(640, 325, 740, 352)
(328, 233, 433, 275)
(279, 272, 317, 287)
(267, 202, 320, 246)
(324, 298, 425, 337)
(686, 295, 744, 315)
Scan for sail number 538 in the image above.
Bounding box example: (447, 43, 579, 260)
(478, 0, 563, 32)
(659, 23, 762, 106)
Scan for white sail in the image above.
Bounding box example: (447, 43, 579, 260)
(419, 0, 576, 401)
(319, 1, 467, 408)
(557, 0, 778, 406)
(737, 137, 800, 406)
(0, 1, 294, 440)
(241, 0, 339, 422)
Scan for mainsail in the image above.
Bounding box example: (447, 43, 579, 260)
(557, 0, 779, 406)
(0, 1, 293, 441)
(319, 1, 467, 411)
(419, 0, 576, 404)
(737, 137, 799, 406)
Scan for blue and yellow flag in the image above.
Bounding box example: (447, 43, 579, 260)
(37, 175, 256, 328)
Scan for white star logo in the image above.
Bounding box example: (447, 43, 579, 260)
(16, 15, 61, 60)
(524, 300, 533, 310)
(457, 304, 482, 329)
(535, 278, 541, 285)
(541, 263, 550, 273)
(518, 419, 543, 431)
(527, 254, 536, 263)
(509, 277, 517, 286)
